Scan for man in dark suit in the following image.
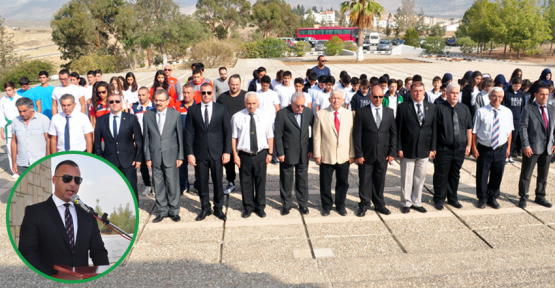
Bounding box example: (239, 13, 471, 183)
(353, 86, 397, 216)
(185, 83, 232, 221)
(274, 92, 314, 215)
(143, 89, 184, 223)
(94, 94, 143, 199)
(518, 83, 555, 208)
(19, 160, 109, 276)
(396, 82, 437, 214)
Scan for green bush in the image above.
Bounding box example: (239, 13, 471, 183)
(456, 37, 477, 54)
(190, 39, 235, 68)
(403, 28, 420, 47)
(324, 36, 344, 56)
(0, 59, 55, 91)
(243, 42, 259, 58)
(422, 37, 446, 54)
(69, 54, 124, 75)
(257, 37, 288, 58)
(292, 41, 311, 57)
(343, 41, 357, 52)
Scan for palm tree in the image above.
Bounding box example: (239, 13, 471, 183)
(340, 0, 384, 61)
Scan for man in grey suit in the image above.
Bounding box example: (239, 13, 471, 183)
(274, 92, 314, 215)
(143, 89, 184, 223)
(518, 83, 555, 208)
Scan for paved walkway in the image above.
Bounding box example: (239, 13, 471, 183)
(1, 57, 555, 286)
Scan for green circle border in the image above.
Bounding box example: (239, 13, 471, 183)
(5, 151, 140, 283)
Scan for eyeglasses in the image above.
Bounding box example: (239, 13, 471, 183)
(59, 77, 69, 81)
(201, 91, 213, 95)
(55, 174, 83, 185)
(109, 100, 121, 104)
(372, 96, 384, 99)
(164, 69, 172, 71)
(97, 90, 107, 95)
(320, 60, 326, 62)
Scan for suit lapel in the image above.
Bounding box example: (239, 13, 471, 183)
(366, 106, 378, 130)
(103, 116, 115, 141)
(45, 196, 72, 252)
(408, 102, 420, 125)
(549, 105, 555, 137)
(324, 108, 338, 136)
(531, 104, 547, 131)
(74, 204, 87, 251)
(423, 102, 432, 125)
(197, 104, 208, 132)
(288, 108, 300, 130)
(161, 109, 173, 137)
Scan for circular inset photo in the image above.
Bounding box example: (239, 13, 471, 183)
(6, 152, 138, 282)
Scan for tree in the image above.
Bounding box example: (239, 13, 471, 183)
(385, 13, 392, 37)
(457, 0, 495, 54)
(546, 0, 555, 54)
(0, 16, 16, 70)
(195, 0, 251, 39)
(393, 0, 416, 35)
(340, 0, 384, 61)
(403, 28, 420, 47)
(429, 23, 445, 37)
(252, 0, 297, 39)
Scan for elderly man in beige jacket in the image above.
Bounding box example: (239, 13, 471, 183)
(313, 89, 355, 216)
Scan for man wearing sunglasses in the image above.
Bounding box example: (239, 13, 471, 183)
(164, 65, 182, 102)
(94, 94, 143, 199)
(312, 56, 331, 78)
(48, 94, 94, 153)
(19, 160, 109, 276)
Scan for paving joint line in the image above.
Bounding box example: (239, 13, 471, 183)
(299, 211, 316, 259)
(122, 196, 157, 266)
(219, 195, 229, 263)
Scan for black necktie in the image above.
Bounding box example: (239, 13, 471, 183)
(250, 113, 258, 153)
(64, 115, 70, 151)
(452, 107, 460, 149)
(113, 115, 118, 140)
(64, 203, 75, 253)
(204, 105, 209, 129)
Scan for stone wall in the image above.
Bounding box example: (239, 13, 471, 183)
(9, 159, 52, 247)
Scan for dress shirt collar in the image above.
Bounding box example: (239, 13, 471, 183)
(202, 101, 213, 109)
(329, 106, 341, 115)
(370, 103, 381, 110)
(157, 107, 167, 115)
(138, 100, 151, 110)
(535, 101, 546, 109)
(110, 110, 122, 117)
(62, 109, 79, 118)
(52, 193, 74, 207)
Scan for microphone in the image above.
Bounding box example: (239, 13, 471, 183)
(70, 195, 95, 215)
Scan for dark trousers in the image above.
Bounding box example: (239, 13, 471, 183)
(17, 165, 29, 176)
(139, 160, 151, 187)
(152, 162, 180, 217)
(510, 124, 519, 156)
(116, 163, 138, 200)
(279, 161, 309, 210)
(196, 154, 224, 210)
(223, 153, 237, 183)
(358, 160, 388, 209)
(179, 162, 189, 192)
(433, 146, 465, 205)
(239, 150, 268, 211)
(319, 161, 350, 210)
(518, 150, 551, 199)
(476, 143, 507, 200)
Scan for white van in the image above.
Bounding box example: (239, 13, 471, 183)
(369, 32, 380, 45)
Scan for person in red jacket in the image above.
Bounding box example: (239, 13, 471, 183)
(150, 70, 177, 105)
(164, 64, 182, 101)
(188, 68, 213, 104)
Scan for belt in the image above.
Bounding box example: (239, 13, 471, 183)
(478, 142, 506, 151)
(239, 149, 268, 156)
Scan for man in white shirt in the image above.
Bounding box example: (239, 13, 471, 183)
(276, 71, 296, 108)
(0, 81, 23, 177)
(256, 76, 281, 119)
(48, 94, 94, 153)
(316, 76, 335, 112)
(472, 87, 513, 209)
(52, 70, 86, 115)
(231, 92, 274, 218)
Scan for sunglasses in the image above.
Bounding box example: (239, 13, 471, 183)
(109, 100, 121, 104)
(164, 69, 172, 71)
(320, 60, 326, 62)
(373, 96, 384, 99)
(201, 91, 213, 95)
(97, 90, 107, 95)
(56, 174, 83, 185)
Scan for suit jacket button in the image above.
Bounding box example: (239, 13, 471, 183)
(117, 151, 120, 153)
(116, 142, 118, 145)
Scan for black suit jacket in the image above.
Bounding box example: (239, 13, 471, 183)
(353, 105, 397, 163)
(185, 102, 231, 161)
(19, 196, 109, 276)
(396, 101, 437, 159)
(274, 106, 314, 165)
(94, 112, 143, 168)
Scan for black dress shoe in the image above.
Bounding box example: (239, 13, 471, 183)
(300, 207, 309, 215)
(518, 197, 527, 208)
(477, 199, 487, 209)
(356, 208, 367, 217)
(321, 209, 330, 216)
(447, 200, 463, 209)
(400, 207, 410, 214)
(214, 209, 227, 221)
(336, 207, 347, 216)
(152, 215, 165, 223)
(241, 210, 252, 218)
(535, 197, 552, 208)
(411, 206, 427, 213)
(488, 198, 501, 209)
(255, 210, 266, 218)
(375, 206, 391, 215)
(434, 202, 444, 210)
(171, 215, 181, 222)
(195, 209, 212, 221)
(280, 207, 290, 215)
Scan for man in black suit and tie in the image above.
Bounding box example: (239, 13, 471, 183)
(274, 92, 314, 215)
(94, 94, 143, 199)
(185, 83, 232, 221)
(143, 89, 184, 223)
(353, 86, 397, 216)
(19, 160, 109, 276)
(396, 82, 437, 214)
(518, 83, 555, 208)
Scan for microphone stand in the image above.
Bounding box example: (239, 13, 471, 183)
(75, 201, 132, 241)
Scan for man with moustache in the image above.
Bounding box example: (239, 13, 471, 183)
(19, 160, 109, 276)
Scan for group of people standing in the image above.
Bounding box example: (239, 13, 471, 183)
(1, 59, 553, 222)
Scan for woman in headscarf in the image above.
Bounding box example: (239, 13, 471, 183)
(461, 71, 482, 117)
(494, 74, 507, 91)
(441, 73, 453, 86)
(539, 68, 553, 85)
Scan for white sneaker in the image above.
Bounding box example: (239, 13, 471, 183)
(11, 174, 19, 179)
(142, 186, 151, 196)
(389, 161, 398, 166)
(224, 182, 236, 195)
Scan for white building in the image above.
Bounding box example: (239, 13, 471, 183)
(304, 10, 335, 24)
(444, 23, 459, 32)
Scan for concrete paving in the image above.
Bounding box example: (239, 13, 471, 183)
(1, 57, 555, 286)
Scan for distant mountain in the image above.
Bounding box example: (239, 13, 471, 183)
(1, 0, 67, 22)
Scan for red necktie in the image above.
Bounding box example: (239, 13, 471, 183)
(334, 111, 340, 134)
(541, 105, 548, 130)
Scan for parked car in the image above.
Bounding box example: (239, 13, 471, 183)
(368, 32, 380, 45)
(363, 39, 371, 50)
(278, 37, 297, 47)
(315, 40, 328, 51)
(377, 39, 392, 51)
(391, 38, 400, 45)
(296, 37, 316, 47)
(398, 39, 405, 45)
(419, 38, 426, 45)
(446, 37, 457, 46)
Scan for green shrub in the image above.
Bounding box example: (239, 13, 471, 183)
(456, 37, 477, 54)
(422, 37, 446, 54)
(343, 41, 357, 52)
(292, 41, 311, 57)
(243, 42, 259, 58)
(403, 28, 420, 47)
(324, 36, 344, 56)
(69, 54, 124, 75)
(257, 37, 288, 58)
(190, 40, 235, 68)
(0, 59, 55, 91)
